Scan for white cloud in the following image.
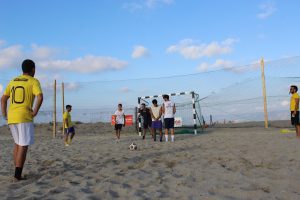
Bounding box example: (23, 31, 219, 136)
(167, 38, 237, 59)
(65, 82, 80, 90)
(280, 100, 289, 107)
(35, 74, 59, 92)
(221, 38, 238, 46)
(197, 59, 263, 73)
(120, 87, 131, 93)
(145, 0, 173, 8)
(124, 0, 174, 11)
(131, 45, 149, 59)
(0, 40, 6, 47)
(257, 2, 276, 19)
(0, 45, 23, 69)
(0, 42, 128, 73)
(31, 44, 59, 59)
(123, 2, 143, 11)
(38, 55, 127, 73)
(36, 74, 80, 92)
(197, 59, 235, 72)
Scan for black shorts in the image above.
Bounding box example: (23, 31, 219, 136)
(164, 118, 174, 129)
(65, 127, 75, 134)
(143, 120, 152, 129)
(291, 111, 300, 125)
(115, 124, 123, 130)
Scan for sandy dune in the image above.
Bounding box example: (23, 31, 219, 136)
(0, 123, 300, 200)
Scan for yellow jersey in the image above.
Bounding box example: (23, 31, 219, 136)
(290, 93, 299, 111)
(63, 111, 73, 128)
(4, 75, 42, 124)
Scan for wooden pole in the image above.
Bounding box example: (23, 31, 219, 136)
(261, 58, 269, 128)
(62, 82, 65, 136)
(53, 80, 57, 138)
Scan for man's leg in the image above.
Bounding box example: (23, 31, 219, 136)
(14, 144, 28, 180)
(171, 128, 175, 142)
(15, 145, 28, 167)
(13, 144, 18, 166)
(117, 129, 121, 139)
(64, 131, 70, 146)
(69, 130, 75, 144)
(70, 128, 76, 140)
(159, 129, 163, 142)
(115, 128, 118, 139)
(152, 128, 156, 141)
(143, 128, 147, 140)
(296, 125, 300, 137)
(165, 129, 169, 142)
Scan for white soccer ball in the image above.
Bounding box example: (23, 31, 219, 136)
(129, 142, 137, 150)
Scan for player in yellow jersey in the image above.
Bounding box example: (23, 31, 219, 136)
(290, 85, 300, 138)
(63, 105, 75, 146)
(1, 59, 43, 181)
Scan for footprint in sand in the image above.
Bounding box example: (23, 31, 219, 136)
(164, 160, 176, 168)
(127, 160, 145, 170)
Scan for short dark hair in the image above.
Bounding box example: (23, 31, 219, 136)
(22, 59, 35, 73)
(152, 99, 157, 104)
(118, 103, 122, 107)
(141, 103, 146, 106)
(163, 94, 169, 100)
(291, 85, 298, 92)
(66, 105, 72, 109)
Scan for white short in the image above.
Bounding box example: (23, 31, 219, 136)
(9, 122, 34, 146)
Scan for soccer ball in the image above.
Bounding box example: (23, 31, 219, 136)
(129, 142, 137, 150)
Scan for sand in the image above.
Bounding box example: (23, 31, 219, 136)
(0, 123, 300, 200)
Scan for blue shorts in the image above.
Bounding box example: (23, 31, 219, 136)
(152, 121, 162, 129)
(65, 127, 75, 134)
(164, 118, 174, 129)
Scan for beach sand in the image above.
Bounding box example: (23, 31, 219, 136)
(0, 123, 300, 200)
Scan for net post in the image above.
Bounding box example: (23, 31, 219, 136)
(191, 91, 197, 134)
(260, 58, 269, 128)
(53, 79, 56, 138)
(62, 82, 65, 137)
(138, 97, 142, 136)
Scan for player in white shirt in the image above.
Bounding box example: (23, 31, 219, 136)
(113, 104, 125, 142)
(162, 95, 176, 142)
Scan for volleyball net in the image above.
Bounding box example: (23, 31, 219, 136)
(0, 56, 300, 130)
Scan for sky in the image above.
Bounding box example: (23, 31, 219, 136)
(0, 0, 300, 114)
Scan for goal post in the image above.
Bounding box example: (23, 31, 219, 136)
(137, 91, 204, 136)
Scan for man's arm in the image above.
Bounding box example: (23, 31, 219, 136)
(294, 98, 299, 114)
(32, 94, 43, 117)
(64, 117, 69, 128)
(158, 106, 163, 119)
(162, 103, 165, 114)
(1, 95, 9, 119)
(149, 108, 155, 120)
(123, 114, 126, 126)
(173, 103, 176, 114)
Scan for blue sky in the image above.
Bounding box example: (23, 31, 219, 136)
(0, 0, 300, 110)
